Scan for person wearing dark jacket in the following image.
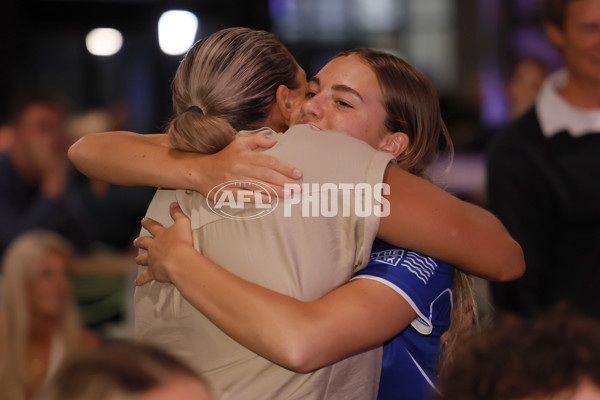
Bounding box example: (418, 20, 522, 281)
(487, 0, 600, 319)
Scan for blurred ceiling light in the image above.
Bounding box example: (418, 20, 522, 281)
(86, 28, 123, 56)
(355, 0, 402, 32)
(158, 10, 198, 55)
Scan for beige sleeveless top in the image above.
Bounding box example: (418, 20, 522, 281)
(135, 125, 395, 400)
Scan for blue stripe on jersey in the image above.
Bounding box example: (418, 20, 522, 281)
(353, 239, 454, 400)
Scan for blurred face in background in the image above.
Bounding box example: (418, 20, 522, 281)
(13, 103, 68, 174)
(141, 376, 214, 400)
(27, 250, 72, 319)
(547, 0, 600, 88)
(506, 59, 547, 118)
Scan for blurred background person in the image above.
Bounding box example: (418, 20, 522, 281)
(435, 308, 600, 400)
(0, 123, 14, 151)
(0, 230, 100, 400)
(0, 93, 93, 259)
(0, 92, 139, 336)
(40, 340, 213, 400)
(487, 0, 600, 320)
(505, 58, 549, 121)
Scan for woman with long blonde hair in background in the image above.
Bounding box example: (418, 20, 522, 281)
(0, 230, 99, 400)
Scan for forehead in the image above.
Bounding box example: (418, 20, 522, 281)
(296, 66, 307, 83)
(565, 0, 600, 23)
(314, 55, 382, 100)
(19, 103, 63, 122)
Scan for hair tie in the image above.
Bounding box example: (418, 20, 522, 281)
(186, 105, 204, 115)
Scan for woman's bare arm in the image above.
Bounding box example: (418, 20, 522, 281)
(68, 131, 302, 196)
(379, 164, 524, 281)
(135, 205, 416, 373)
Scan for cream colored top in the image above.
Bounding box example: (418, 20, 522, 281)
(134, 125, 395, 400)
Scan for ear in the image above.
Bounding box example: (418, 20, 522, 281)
(545, 23, 565, 50)
(275, 84, 294, 121)
(377, 132, 409, 158)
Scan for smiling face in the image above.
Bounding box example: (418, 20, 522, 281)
(547, 0, 600, 88)
(290, 54, 391, 149)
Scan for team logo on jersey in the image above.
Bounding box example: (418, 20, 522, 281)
(370, 249, 405, 266)
(370, 250, 438, 284)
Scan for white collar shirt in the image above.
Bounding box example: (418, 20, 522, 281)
(535, 68, 600, 138)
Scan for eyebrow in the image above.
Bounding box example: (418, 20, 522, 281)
(309, 76, 364, 102)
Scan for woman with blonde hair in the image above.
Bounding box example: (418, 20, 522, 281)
(70, 28, 522, 399)
(0, 230, 99, 400)
(137, 48, 477, 400)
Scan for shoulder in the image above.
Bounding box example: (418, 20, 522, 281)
(283, 125, 376, 153)
(487, 108, 547, 169)
(369, 239, 451, 269)
(355, 241, 453, 335)
(267, 125, 394, 182)
(357, 240, 453, 288)
(489, 108, 542, 151)
(237, 127, 282, 141)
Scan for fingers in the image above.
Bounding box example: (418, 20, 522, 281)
(249, 166, 302, 198)
(135, 252, 149, 266)
(240, 133, 278, 150)
(238, 135, 302, 180)
(254, 153, 302, 180)
(135, 270, 152, 286)
(134, 236, 152, 251)
(141, 217, 164, 236)
(169, 202, 190, 223)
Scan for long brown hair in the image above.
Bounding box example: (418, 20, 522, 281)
(168, 27, 300, 153)
(337, 49, 475, 373)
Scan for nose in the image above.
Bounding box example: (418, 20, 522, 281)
(301, 95, 324, 121)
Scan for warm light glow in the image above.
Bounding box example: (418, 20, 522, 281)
(158, 10, 199, 55)
(85, 28, 123, 56)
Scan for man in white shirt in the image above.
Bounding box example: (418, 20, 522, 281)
(487, 0, 600, 319)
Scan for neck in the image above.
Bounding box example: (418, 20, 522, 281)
(9, 143, 38, 184)
(560, 74, 600, 109)
(264, 107, 289, 133)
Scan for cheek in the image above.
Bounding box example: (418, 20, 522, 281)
(28, 277, 70, 311)
(289, 106, 302, 125)
(28, 280, 48, 309)
(568, 31, 598, 52)
(347, 117, 383, 148)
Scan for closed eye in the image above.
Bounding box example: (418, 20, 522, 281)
(335, 99, 353, 108)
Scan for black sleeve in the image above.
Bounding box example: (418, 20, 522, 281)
(486, 125, 556, 317)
